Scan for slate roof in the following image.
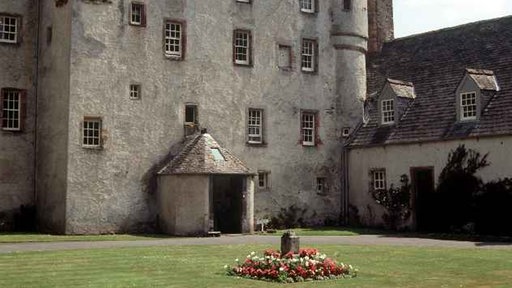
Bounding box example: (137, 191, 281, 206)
(387, 79, 416, 99)
(158, 133, 253, 175)
(350, 16, 512, 147)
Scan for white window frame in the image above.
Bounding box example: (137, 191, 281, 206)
(381, 99, 395, 124)
(372, 170, 386, 190)
(130, 2, 144, 26)
(247, 108, 263, 144)
(301, 111, 316, 146)
(82, 118, 102, 148)
(234, 30, 251, 65)
(1, 89, 21, 131)
(258, 171, 270, 189)
(129, 84, 141, 100)
(301, 39, 315, 72)
(164, 21, 183, 59)
(0, 15, 19, 44)
(300, 0, 315, 13)
(460, 92, 477, 121)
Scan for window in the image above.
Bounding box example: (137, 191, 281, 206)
(278, 45, 292, 70)
(210, 148, 225, 161)
(185, 104, 198, 124)
(164, 20, 184, 59)
(316, 177, 327, 194)
(233, 30, 251, 66)
(300, 0, 315, 13)
(82, 118, 102, 148)
(130, 2, 146, 26)
(343, 0, 352, 11)
(301, 111, 316, 146)
(130, 84, 141, 99)
(258, 171, 270, 189)
(1, 89, 24, 131)
(247, 109, 263, 144)
(0, 15, 19, 44)
(460, 92, 477, 120)
(381, 99, 395, 124)
(236, 0, 251, 3)
(342, 127, 350, 137)
(301, 39, 316, 72)
(372, 169, 386, 190)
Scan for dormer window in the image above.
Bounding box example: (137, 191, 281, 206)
(460, 92, 477, 120)
(381, 99, 395, 124)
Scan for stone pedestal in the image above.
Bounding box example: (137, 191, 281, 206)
(281, 231, 300, 256)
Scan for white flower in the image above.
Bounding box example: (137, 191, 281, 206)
(279, 267, 285, 272)
(224, 265, 228, 269)
(305, 256, 309, 261)
(251, 251, 256, 256)
(235, 258, 239, 262)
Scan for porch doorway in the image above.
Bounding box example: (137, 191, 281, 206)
(211, 175, 244, 233)
(411, 167, 435, 231)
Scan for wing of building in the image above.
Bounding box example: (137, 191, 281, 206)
(348, 16, 512, 229)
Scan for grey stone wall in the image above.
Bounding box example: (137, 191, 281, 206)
(59, 0, 369, 234)
(0, 0, 37, 230)
(367, 0, 394, 54)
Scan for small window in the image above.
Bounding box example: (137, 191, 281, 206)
(460, 92, 477, 120)
(381, 99, 395, 124)
(233, 30, 251, 66)
(343, 0, 352, 11)
(342, 127, 350, 137)
(278, 45, 292, 70)
(164, 20, 184, 59)
(185, 104, 198, 124)
(0, 15, 19, 44)
(301, 111, 317, 146)
(210, 148, 225, 161)
(258, 171, 270, 189)
(300, 0, 315, 13)
(301, 39, 316, 72)
(247, 108, 263, 144)
(1, 89, 23, 131)
(236, 0, 251, 3)
(130, 2, 146, 26)
(129, 84, 141, 100)
(46, 26, 53, 45)
(372, 169, 386, 190)
(82, 117, 102, 148)
(316, 177, 327, 194)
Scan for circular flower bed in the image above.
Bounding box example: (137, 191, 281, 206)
(225, 248, 357, 283)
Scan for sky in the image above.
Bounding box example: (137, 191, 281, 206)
(394, 0, 512, 37)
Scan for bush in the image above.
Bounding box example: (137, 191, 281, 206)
(474, 179, 512, 236)
(370, 174, 411, 230)
(268, 205, 308, 229)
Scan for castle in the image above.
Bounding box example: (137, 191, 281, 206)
(1, 0, 395, 234)
(5, 1, 510, 235)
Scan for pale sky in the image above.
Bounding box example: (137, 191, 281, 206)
(394, 0, 512, 37)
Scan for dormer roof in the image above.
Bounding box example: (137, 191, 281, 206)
(386, 78, 416, 99)
(465, 68, 500, 91)
(350, 15, 512, 147)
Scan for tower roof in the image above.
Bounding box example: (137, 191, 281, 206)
(158, 133, 254, 175)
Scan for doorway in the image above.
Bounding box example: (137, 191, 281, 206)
(211, 175, 244, 233)
(411, 167, 435, 231)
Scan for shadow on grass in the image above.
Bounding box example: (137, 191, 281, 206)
(376, 230, 512, 244)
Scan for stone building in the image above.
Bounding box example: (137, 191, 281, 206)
(348, 16, 512, 229)
(0, 0, 394, 234)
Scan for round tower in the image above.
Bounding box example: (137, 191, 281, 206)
(330, 0, 368, 223)
(330, 0, 368, 126)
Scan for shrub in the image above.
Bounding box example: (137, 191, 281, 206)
(370, 174, 411, 230)
(474, 178, 512, 236)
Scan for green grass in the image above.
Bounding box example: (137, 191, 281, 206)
(0, 233, 171, 243)
(1, 244, 512, 287)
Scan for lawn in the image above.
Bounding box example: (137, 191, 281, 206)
(266, 227, 384, 236)
(0, 233, 171, 243)
(1, 244, 511, 287)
